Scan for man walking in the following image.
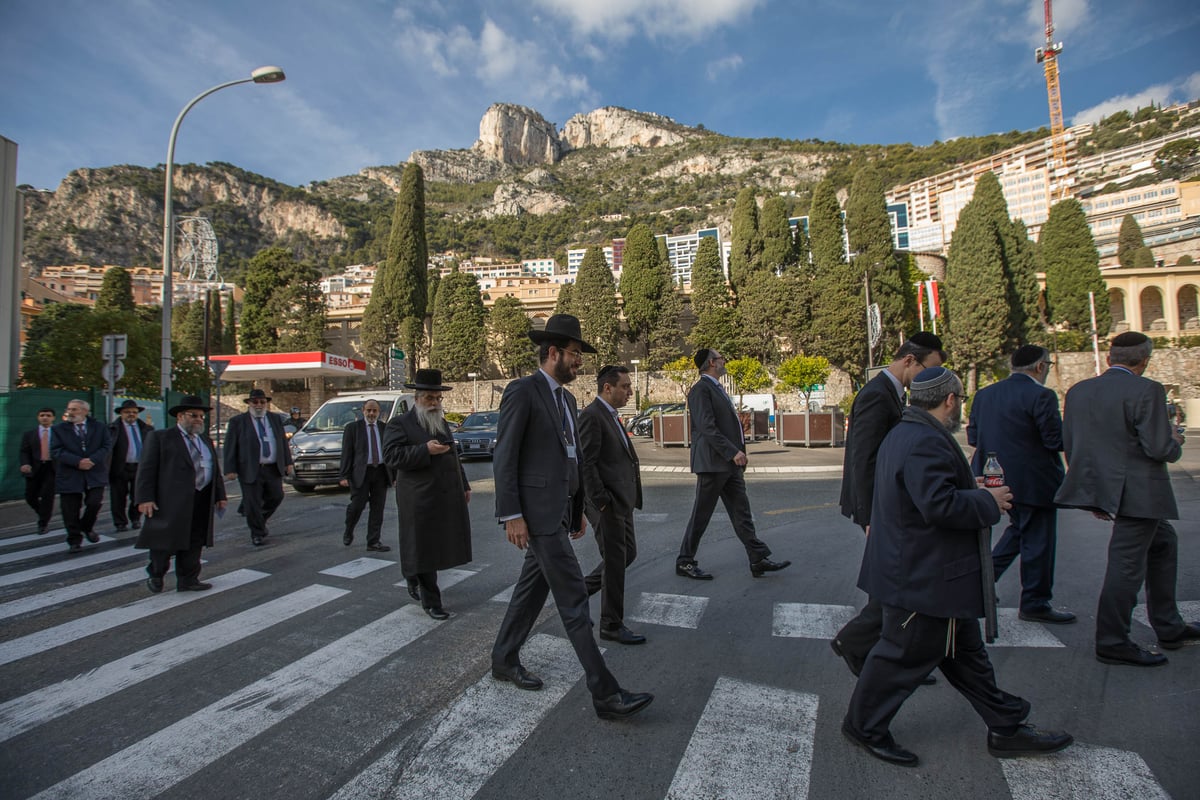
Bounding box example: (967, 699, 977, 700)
(135, 395, 227, 592)
(339, 398, 392, 553)
(50, 399, 112, 553)
(108, 399, 153, 532)
(579, 364, 644, 645)
(491, 314, 653, 721)
(675, 348, 789, 580)
(383, 371, 472, 620)
(843, 367, 1072, 767)
(967, 344, 1073, 624)
(19, 408, 58, 534)
(1056, 331, 1198, 666)
(224, 388, 292, 546)
(833, 333, 944, 675)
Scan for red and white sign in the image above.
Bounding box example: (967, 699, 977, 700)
(216, 351, 367, 380)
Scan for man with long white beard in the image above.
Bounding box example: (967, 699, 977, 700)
(224, 388, 293, 546)
(382, 369, 472, 620)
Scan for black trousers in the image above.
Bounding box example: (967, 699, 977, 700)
(677, 469, 770, 565)
(846, 606, 1029, 745)
(835, 596, 884, 670)
(148, 485, 210, 586)
(109, 463, 141, 527)
(344, 465, 388, 546)
(239, 464, 283, 540)
(24, 462, 56, 527)
(60, 487, 104, 545)
(991, 504, 1058, 613)
(1096, 517, 1186, 648)
(492, 525, 620, 700)
(584, 504, 637, 630)
(409, 571, 442, 610)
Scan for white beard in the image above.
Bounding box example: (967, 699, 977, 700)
(416, 407, 445, 436)
(249, 407, 267, 420)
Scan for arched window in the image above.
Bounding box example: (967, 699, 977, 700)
(1178, 285, 1199, 331)
(1139, 287, 1166, 332)
(1108, 288, 1128, 333)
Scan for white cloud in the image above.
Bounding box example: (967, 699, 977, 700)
(533, 0, 764, 40)
(706, 54, 743, 81)
(1022, 0, 1089, 48)
(1071, 71, 1200, 125)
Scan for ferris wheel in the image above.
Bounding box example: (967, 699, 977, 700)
(175, 216, 220, 283)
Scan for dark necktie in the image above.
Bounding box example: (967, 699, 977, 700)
(555, 387, 574, 446)
(368, 423, 379, 465)
(187, 435, 206, 490)
(76, 423, 85, 441)
(255, 417, 270, 459)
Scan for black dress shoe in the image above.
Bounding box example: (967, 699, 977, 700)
(425, 607, 450, 620)
(37, 524, 49, 535)
(177, 581, 213, 592)
(600, 626, 646, 645)
(343, 532, 353, 546)
(1095, 641, 1168, 667)
(115, 524, 128, 532)
(84, 530, 99, 543)
(830, 638, 864, 677)
(67, 543, 82, 553)
(841, 720, 918, 767)
(251, 535, 264, 546)
(593, 690, 654, 720)
(491, 665, 543, 691)
(1019, 607, 1077, 624)
(407, 583, 420, 601)
(366, 543, 391, 552)
(131, 520, 141, 530)
(750, 557, 791, 577)
(676, 562, 713, 580)
(987, 724, 1074, 758)
(1158, 622, 1200, 650)
(146, 575, 164, 593)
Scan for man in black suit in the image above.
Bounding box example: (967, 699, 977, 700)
(50, 398, 112, 552)
(832, 333, 944, 676)
(675, 348, 789, 580)
(967, 344, 1073, 624)
(843, 367, 1072, 767)
(135, 395, 227, 593)
(1056, 332, 1198, 666)
(579, 364, 644, 645)
(339, 398, 392, 553)
(108, 399, 153, 532)
(223, 388, 293, 546)
(490, 314, 653, 721)
(19, 408, 58, 535)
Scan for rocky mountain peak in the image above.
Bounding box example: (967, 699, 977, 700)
(472, 103, 561, 166)
(560, 106, 692, 151)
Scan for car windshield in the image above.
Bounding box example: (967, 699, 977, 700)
(302, 400, 395, 433)
(461, 412, 499, 428)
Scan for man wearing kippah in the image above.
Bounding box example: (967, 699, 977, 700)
(967, 344, 1074, 624)
(1056, 331, 1198, 666)
(843, 366, 1072, 767)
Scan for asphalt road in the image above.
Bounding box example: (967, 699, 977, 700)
(0, 439, 1197, 800)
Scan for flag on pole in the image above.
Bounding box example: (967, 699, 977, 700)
(925, 280, 941, 318)
(915, 282, 925, 327)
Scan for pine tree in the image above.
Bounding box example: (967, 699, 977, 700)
(271, 260, 327, 351)
(687, 236, 738, 355)
(944, 192, 1009, 391)
(759, 196, 796, 272)
(791, 218, 811, 271)
(728, 187, 762, 291)
(573, 246, 620, 368)
(554, 282, 576, 316)
(807, 180, 846, 273)
(846, 165, 910, 347)
(362, 163, 428, 381)
(1040, 199, 1110, 335)
(95, 267, 136, 313)
(619, 223, 672, 358)
(648, 284, 684, 369)
(735, 270, 788, 362)
(1117, 214, 1146, 269)
(1005, 220, 1044, 343)
(808, 180, 864, 374)
(238, 247, 292, 354)
(429, 267, 486, 379)
(489, 295, 537, 378)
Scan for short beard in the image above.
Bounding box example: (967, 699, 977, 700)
(552, 357, 575, 385)
(942, 401, 963, 434)
(249, 407, 267, 419)
(416, 406, 444, 436)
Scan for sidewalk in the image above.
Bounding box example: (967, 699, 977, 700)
(631, 435, 845, 474)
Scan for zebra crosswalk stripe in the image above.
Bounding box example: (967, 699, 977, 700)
(999, 742, 1170, 800)
(0, 536, 117, 566)
(0, 546, 141, 589)
(0, 565, 149, 621)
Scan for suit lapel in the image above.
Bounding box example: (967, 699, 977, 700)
(533, 375, 569, 454)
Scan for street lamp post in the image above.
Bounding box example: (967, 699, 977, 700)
(161, 66, 286, 398)
(630, 359, 641, 409)
(468, 372, 478, 412)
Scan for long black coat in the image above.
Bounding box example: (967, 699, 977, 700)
(839, 370, 904, 527)
(382, 409, 472, 574)
(134, 428, 226, 551)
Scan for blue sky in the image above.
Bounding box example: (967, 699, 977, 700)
(2, 0, 1198, 191)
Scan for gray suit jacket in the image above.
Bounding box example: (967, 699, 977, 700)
(688, 375, 743, 473)
(1055, 367, 1180, 519)
(578, 398, 642, 514)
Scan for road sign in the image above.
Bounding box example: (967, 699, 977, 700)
(209, 359, 231, 380)
(101, 360, 126, 384)
(390, 347, 405, 360)
(102, 334, 128, 360)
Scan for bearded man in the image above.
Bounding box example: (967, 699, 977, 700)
(381, 369, 472, 620)
(224, 388, 293, 546)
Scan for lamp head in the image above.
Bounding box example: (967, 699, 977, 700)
(251, 66, 286, 84)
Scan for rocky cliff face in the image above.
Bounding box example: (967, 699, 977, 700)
(560, 106, 693, 151)
(407, 149, 506, 184)
(472, 103, 561, 166)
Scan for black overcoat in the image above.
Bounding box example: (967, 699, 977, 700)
(134, 428, 226, 551)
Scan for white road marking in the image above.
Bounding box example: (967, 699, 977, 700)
(393, 566, 478, 591)
(1000, 741, 1170, 800)
(0, 566, 148, 621)
(772, 603, 857, 639)
(0, 529, 66, 547)
(0, 547, 142, 589)
(990, 608, 1066, 648)
(0, 569, 268, 667)
(666, 676, 819, 800)
(319, 557, 393, 579)
(0, 584, 348, 743)
(30, 605, 440, 800)
(634, 512, 669, 523)
(0, 535, 117, 565)
(490, 583, 553, 607)
(627, 592, 710, 629)
(328, 634, 581, 800)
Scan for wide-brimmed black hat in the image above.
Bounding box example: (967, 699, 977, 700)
(527, 313, 597, 353)
(114, 399, 145, 414)
(244, 388, 272, 403)
(404, 368, 453, 391)
(168, 395, 212, 415)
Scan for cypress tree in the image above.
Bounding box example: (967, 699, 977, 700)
(619, 223, 671, 358)
(807, 180, 846, 272)
(430, 266, 486, 379)
(1005, 220, 1044, 343)
(96, 267, 136, 313)
(554, 281, 576, 316)
(573, 246, 620, 368)
(489, 295, 537, 378)
(728, 187, 762, 291)
(1117, 214, 1146, 268)
(1040, 199, 1110, 335)
(1132, 246, 1156, 268)
(687, 236, 738, 355)
(735, 270, 788, 362)
(846, 165, 911, 347)
(238, 247, 292, 354)
(808, 180, 864, 374)
(270, 259, 326, 351)
(647, 284, 684, 369)
(944, 193, 1009, 392)
(760, 196, 796, 272)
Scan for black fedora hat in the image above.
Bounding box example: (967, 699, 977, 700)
(168, 395, 212, 416)
(527, 313, 597, 354)
(244, 388, 272, 403)
(114, 399, 145, 414)
(404, 368, 453, 391)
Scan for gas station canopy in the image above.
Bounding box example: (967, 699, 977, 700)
(214, 351, 367, 380)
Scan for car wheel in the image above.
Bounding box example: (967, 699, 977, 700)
(293, 483, 316, 493)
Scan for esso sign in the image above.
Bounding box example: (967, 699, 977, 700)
(324, 353, 350, 369)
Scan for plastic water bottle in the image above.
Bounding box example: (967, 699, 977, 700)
(983, 452, 1004, 488)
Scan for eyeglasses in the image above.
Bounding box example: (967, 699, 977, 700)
(561, 348, 585, 361)
(182, 411, 206, 419)
(952, 392, 970, 404)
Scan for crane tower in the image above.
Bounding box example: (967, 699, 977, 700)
(1036, 0, 1069, 200)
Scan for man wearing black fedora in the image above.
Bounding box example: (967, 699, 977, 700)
(490, 314, 653, 721)
(108, 399, 153, 531)
(382, 370, 472, 620)
(135, 395, 227, 592)
(224, 388, 293, 546)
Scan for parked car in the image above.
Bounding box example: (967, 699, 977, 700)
(453, 411, 499, 460)
(288, 391, 414, 492)
(627, 402, 685, 437)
